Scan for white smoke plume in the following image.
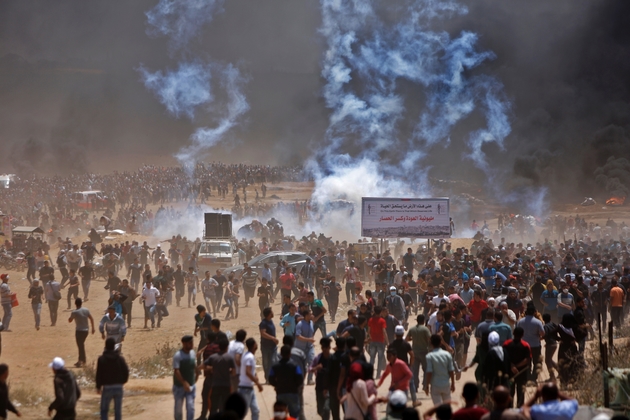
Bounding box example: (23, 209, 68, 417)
(312, 0, 518, 229)
(141, 0, 248, 166)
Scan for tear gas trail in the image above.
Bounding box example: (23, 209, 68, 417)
(176, 64, 250, 165)
(146, 0, 224, 54)
(138, 61, 213, 120)
(312, 0, 517, 229)
(141, 0, 248, 166)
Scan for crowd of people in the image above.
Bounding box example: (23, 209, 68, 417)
(0, 163, 305, 243)
(2, 201, 630, 419)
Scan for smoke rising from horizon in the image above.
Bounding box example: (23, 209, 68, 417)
(310, 0, 519, 223)
(0, 1, 630, 208)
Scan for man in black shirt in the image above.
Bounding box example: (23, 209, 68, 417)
(310, 337, 332, 420)
(78, 261, 94, 302)
(327, 337, 345, 420)
(106, 271, 121, 296)
(269, 345, 303, 419)
(341, 316, 367, 350)
(39, 260, 55, 283)
(213, 270, 228, 314)
(172, 264, 185, 306)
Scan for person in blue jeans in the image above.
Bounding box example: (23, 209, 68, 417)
(96, 338, 129, 420)
(259, 307, 279, 382)
(172, 335, 198, 420)
(238, 338, 264, 420)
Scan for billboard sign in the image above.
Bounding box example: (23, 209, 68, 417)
(361, 197, 450, 238)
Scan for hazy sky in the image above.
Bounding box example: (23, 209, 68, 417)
(1, 0, 629, 200)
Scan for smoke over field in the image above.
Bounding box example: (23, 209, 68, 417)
(1, 0, 630, 206)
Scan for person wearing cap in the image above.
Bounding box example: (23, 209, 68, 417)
(96, 337, 129, 420)
(389, 324, 420, 407)
(48, 357, 81, 419)
(99, 305, 126, 346)
(522, 382, 578, 420)
(173, 335, 198, 420)
(0, 275, 11, 333)
(385, 286, 406, 323)
(382, 389, 407, 419)
(424, 334, 455, 405)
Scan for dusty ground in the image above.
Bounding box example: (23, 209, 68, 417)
(4, 179, 630, 419)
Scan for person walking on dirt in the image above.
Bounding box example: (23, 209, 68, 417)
(69, 298, 95, 367)
(96, 337, 129, 420)
(28, 278, 45, 330)
(173, 335, 198, 420)
(78, 261, 94, 302)
(0, 275, 13, 332)
(141, 277, 160, 329)
(99, 305, 126, 346)
(64, 269, 80, 310)
(0, 364, 21, 418)
(48, 357, 81, 420)
(45, 276, 61, 327)
(185, 267, 198, 308)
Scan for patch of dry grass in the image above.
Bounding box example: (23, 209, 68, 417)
(10, 384, 50, 407)
(128, 341, 178, 379)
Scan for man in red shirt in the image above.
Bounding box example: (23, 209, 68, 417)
(367, 306, 388, 379)
(279, 270, 296, 300)
(610, 278, 625, 329)
(503, 327, 531, 408)
(377, 348, 413, 395)
(468, 290, 488, 329)
(452, 382, 488, 420)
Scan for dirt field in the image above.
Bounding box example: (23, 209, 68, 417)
(3, 180, 630, 419)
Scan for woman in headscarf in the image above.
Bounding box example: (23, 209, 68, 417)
(342, 362, 376, 420)
(557, 313, 581, 385)
(482, 331, 511, 391)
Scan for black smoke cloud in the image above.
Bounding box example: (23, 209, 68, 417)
(1, 0, 630, 203)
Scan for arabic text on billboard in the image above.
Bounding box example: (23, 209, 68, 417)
(361, 198, 450, 238)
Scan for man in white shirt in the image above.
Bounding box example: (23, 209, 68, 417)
(66, 245, 82, 272)
(238, 338, 263, 420)
(228, 329, 247, 390)
(141, 278, 160, 329)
